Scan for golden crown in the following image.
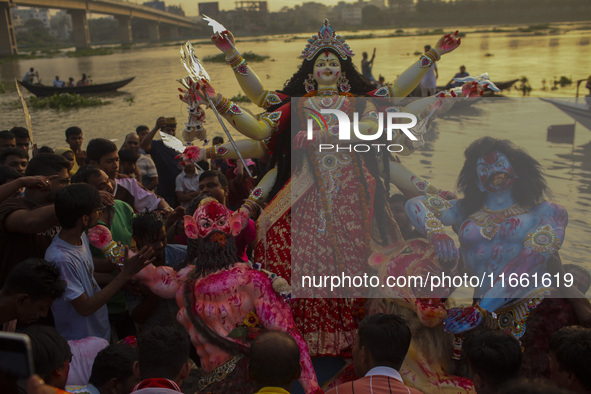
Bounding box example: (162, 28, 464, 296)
(300, 19, 354, 61)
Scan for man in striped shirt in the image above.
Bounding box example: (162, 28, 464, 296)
(327, 314, 422, 394)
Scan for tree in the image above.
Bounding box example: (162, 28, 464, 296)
(17, 18, 59, 47)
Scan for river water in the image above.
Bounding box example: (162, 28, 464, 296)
(1, 23, 591, 288)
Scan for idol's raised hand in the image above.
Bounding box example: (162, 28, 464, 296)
(212, 30, 236, 56)
(444, 306, 483, 334)
(429, 233, 460, 269)
(179, 77, 217, 105)
(435, 30, 461, 56)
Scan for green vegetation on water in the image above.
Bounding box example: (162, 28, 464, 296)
(203, 51, 270, 63)
(230, 93, 250, 103)
(27, 93, 111, 109)
(553, 76, 572, 87)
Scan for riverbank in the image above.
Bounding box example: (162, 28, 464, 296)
(3, 20, 589, 64)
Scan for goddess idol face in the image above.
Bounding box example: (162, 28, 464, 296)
(313, 51, 341, 88)
(476, 151, 516, 193)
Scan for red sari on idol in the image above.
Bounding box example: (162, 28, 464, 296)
(253, 88, 403, 358)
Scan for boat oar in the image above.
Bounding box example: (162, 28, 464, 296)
(14, 79, 34, 147)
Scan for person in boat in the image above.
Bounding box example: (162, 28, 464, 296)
(22, 68, 37, 84)
(67, 77, 75, 87)
(445, 65, 469, 89)
(53, 76, 65, 88)
(585, 75, 591, 107)
(76, 74, 89, 87)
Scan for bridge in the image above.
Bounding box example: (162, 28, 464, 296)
(0, 0, 202, 55)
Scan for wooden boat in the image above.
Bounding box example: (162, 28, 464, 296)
(540, 79, 591, 132)
(17, 77, 135, 97)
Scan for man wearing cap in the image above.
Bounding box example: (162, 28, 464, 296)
(140, 117, 182, 207)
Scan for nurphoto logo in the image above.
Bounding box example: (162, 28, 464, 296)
(305, 108, 418, 153)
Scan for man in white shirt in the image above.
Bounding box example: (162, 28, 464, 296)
(175, 161, 201, 209)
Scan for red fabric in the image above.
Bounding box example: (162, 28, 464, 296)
(255, 159, 377, 358)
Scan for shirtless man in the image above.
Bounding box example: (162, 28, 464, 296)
(131, 198, 320, 393)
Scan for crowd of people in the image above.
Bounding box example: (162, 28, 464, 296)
(3, 18, 591, 394)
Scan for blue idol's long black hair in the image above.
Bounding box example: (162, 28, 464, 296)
(457, 137, 551, 217)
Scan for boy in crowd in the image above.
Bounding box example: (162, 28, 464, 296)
(67, 343, 139, 394)
(122, 133, 158, 191)
(132, 324, 190, 393)
(136, 126, 149, 149)
(119, 148, 141, 180)
(87, 138, 172, 214)
(65, 126, 86, 168)
(464, 329, 522, 393)
(45, 183, 154, 340)
(10, 126, 31, 154)
(72, 166, 137, 340)
(21, 325, 72, 393)
(327, 314, 421, 394)
(549, 326, 591, 393)
(0, 258, 66, 331)
(0, 153, 70, 286)
(0, 129, 16, 150)
(249, 331, 303, 394)
(126, 212, 186, 330)
(0, 147, 28, 175)
(210, 136, 228, 174)
(198, 170, 255, 262)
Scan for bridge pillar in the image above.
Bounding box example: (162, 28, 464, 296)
(163, 25, 180, 40)
(116, 15, 133, 44)
(148, 22, 160, 42)
(0, 3, 18, 56)
(68, 9, 90, 50)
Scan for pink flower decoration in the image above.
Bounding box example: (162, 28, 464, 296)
(183, 146, 201, 161)
(88, 225, 112, 249)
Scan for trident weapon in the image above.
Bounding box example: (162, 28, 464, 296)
(180, 41, 252, 177)
(202, 14, 237, 53)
